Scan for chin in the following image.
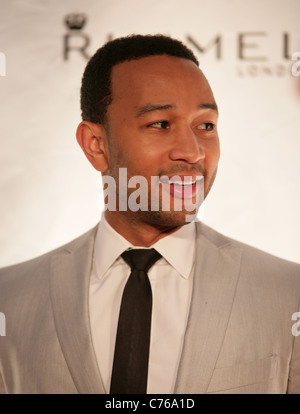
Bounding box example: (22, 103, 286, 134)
(140, 210, 198, 230)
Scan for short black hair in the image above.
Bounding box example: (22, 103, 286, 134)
(80, 34, 199, 124)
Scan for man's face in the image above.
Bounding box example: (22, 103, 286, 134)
(103, 54, 220, 229)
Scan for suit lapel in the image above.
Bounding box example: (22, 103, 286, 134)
(174, 224, 242, 394)
(49, 228, 105, 394)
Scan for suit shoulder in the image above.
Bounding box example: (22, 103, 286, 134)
(0, 226, 97, 284)
(197, 221, 300, 274)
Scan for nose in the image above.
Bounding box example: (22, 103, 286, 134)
(169, 124, 205, 164)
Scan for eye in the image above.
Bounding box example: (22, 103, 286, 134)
(197, 122, 215, 131)
(148, 121, 170, 129)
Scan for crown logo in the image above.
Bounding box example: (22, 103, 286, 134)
(65, 13, 87, 30)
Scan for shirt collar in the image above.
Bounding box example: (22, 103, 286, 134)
(152, 222, 195, 279)
(94, 215, 196, 280)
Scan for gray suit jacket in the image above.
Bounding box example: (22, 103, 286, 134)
(0, 222, 299, 394)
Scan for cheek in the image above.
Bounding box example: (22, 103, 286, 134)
(205, 140, 220, 169)
(109, 145, 158, 177)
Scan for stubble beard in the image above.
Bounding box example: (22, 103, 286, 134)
(104, 135, 217, 231)
(103, 165, 218, 231)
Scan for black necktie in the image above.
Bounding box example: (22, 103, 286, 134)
(110, 248, 162, 394)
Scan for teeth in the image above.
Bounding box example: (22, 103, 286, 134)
(168, 180, 195, 186)
(159, 176, 203, 186)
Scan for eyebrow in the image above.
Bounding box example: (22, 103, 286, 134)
(135, 102, 218, 118)
(198, 102, 219, 114)
(135, 104, 175, 118)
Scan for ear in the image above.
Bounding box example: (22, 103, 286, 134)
(76, 121, 109, 172)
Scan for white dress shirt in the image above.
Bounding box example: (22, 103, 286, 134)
(89, 216, 195, 394)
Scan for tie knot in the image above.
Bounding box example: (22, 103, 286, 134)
(121, 248, 161, 272)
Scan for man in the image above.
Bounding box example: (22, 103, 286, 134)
(0, 34, 299, 394)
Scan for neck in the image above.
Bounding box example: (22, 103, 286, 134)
(104, 211, 183, 246)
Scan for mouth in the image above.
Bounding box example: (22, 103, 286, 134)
(159, 175, 204, 199)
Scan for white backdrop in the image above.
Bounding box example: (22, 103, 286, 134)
(0, 0, 299, 266)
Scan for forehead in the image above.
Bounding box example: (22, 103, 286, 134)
(109, 55, 214, 106)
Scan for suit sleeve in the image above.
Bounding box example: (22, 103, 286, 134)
(287, 298, 300, 394)
(0, 372, 5, 394)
